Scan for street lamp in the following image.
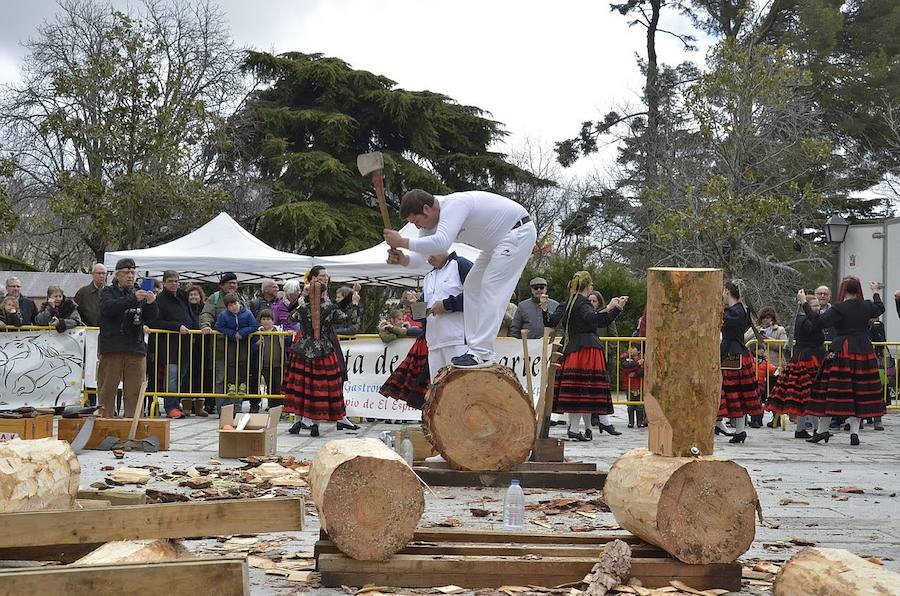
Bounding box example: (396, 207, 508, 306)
(824, 214, 849, 245)
(824, 214, 849, 295)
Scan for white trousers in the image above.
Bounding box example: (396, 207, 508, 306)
(464, 222, 537, 361)
(428, 344, 468, 381)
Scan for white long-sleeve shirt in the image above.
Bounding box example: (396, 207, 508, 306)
(407, 192, 528, 261)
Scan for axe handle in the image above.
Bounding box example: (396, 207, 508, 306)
(373, 173, 392, 230)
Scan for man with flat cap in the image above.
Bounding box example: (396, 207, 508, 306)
(510, 277, 559, 339)
(97, 258, 159, 417)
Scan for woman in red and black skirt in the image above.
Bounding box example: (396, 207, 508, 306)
(766, 295, 825, 439)
(541, 271, 628, 441)
(800, 278, 885, 446)
(284, 282, 361, 437)
(718, 281, 763, 444)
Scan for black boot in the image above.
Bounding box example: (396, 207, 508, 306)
(598, 423, 622, 436)
(728, 431, 747, 444)
(715, 426, 734, 437)
(850, 433, 860, 446)
(627, 407, 635, 428)
(806, 431, 831, 444)
(794, 430, 812, 439)
(748, 415, 763, 429)
(310, 423, 320, 437)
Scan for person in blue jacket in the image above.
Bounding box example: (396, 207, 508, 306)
(214, 293, 259, 410)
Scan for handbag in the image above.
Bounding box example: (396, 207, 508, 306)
(721, 354, 742, 370)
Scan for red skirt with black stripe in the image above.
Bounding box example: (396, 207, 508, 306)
(719, 355, 763, 418)
(282, 351, 346, 421)
(379, 337, 430, 410)
(807, 346, 886, 418)
(767, 356, 820, 416)
(552, 347, 613, 414)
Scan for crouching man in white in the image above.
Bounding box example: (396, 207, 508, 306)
(386, 189, 536, 368)
(423, 251, 473, 378)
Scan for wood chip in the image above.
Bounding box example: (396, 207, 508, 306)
(435, 587, 465, 595)
(746, 579, 774, 587)
(469, 508, 492, 518)
(866, 556, 884, 566)
(498, 587, 530, 595)
(109, 467, 151, 485)
(836, 486, 865, 494)
(742, 568, 774, 580)
(778, 498, 809, 506)
(670, 580, 727, 595)
(789, 537, 817, 546)
(285, 570, 312, 582)
(752, 561, 781, 574)
(531, 519, 553, 530)
(434, 517, 461, 527)
(247, 554, 278, 569)
(575, 511, 596, 520)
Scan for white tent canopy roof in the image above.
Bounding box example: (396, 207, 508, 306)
(103, 212, 314, 283)
(312, 222, 481, 287)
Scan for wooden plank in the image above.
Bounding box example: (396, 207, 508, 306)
(411, 467, 606, 489)
(0, 543, 101, 563)
(314, 539, 667, 559)
(317, 553, 741, 591)
(0, 557, 249, 595)
(413, 461, 596, 472)
(0, 497, 304, 549)
(320, 527, 641, 545)
(58, 417, 170, 450)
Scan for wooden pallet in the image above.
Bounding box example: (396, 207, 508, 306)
(411, 460, 607, 489)
(315, 528, 741, 591)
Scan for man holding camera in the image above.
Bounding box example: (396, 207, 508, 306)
(97, 258, 159, 417)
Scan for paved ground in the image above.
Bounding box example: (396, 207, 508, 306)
(27, 409, 900, 594)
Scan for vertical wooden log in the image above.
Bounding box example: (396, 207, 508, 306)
(644, 268, 723, 456)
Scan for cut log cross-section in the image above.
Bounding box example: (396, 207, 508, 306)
(0, 438, 80, 513)
(644, 267, 724, 457)
(309, 438, 424, 561)
(422, 364, 536, 471)
(774, 547, 900, 596)
(603, 448, 758, 564)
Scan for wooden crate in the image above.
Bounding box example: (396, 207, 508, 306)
(0, 414, 54, 442)
(57, 417, 170, 450)
(411, 460, 606, 489)
(315, 527, 741, 591)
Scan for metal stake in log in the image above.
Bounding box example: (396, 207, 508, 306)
(357, 151, 392, 230)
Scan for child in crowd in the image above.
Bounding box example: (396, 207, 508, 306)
(0, 295, 24, 329)
(379, 308, 422, 343)
(621, 345, 646, 428)
(214, 293, 259, 406)
(257, 309, 284, 398)
(35, 285, 83, 332)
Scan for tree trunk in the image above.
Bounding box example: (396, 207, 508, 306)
(0, 438, 80, 513)
(602, 448, 757, 564)
(644, 267, 723, 456)
(774, 547, 900, 596)
(423, 364, 536, 471)
(309, 438, 424, 561)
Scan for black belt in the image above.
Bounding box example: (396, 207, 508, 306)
(512, 216, 532, 230)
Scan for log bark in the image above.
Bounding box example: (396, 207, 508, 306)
(644, 267, 723, 456)
(603, 448, 757, 564)
(73, 539, 190, 566)
(309, 438, 424, 561)
(774, 547, 900, 596)
(0, 438, 80, 513)
(423, 364, 536, 471)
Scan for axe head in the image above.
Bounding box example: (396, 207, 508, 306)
(357, 151, 384, 177)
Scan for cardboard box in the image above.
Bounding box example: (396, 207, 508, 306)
(218, 405, 282, 458)
(0, 414, 54, 442)
(57, 417, 170, 450)
(392, 426, 438, 461)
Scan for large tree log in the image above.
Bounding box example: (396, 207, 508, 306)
(309, 438, 424, 561)
(0, 438, 80, 513)
(644, 267, 723, 456)
(774, 547, 900, 596)
(603, 448, 757, 564)
(423, 364, 535, 471)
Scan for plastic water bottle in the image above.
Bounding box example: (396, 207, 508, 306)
(502, 479, 525, 531)
(398, 436, 414, 467)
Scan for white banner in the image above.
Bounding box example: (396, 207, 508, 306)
(0, 328, 86, 408)
(341, 337, 545, 420)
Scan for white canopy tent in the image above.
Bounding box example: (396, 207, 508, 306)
(312, 222, 481, 287)
(103, 212, 314, 283)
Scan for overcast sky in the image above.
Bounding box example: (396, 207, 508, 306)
(0, 0, 705, 176)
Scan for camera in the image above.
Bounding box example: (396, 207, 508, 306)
(123, 307, 142, 329)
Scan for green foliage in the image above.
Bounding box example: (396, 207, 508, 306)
(0, 158, 19, 232)
(237, 51, 547, 255)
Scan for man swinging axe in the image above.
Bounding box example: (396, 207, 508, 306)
(384, 189, 536, 368)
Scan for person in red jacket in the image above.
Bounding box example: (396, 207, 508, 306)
(620, 346, 646, 428)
